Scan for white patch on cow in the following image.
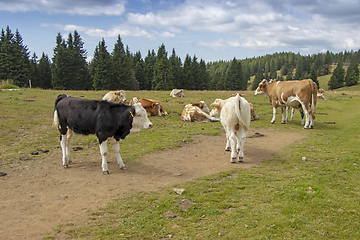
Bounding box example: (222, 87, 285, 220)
(280, 94, 301, 108)
(131, 102, 153, 132)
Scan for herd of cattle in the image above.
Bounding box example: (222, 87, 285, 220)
(53, 79, 326, 173)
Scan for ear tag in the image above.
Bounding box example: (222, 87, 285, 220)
(212, 106, 216, 110)
(130, 111, 134, 118)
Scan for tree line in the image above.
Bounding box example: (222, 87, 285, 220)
(1, 26, 359, 91)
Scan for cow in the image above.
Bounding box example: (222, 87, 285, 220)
(53, 94, 153, 174)
(317, 89, 327, 100)
(170, 89, 185, 97)
(219, 94, 251, 163)
(210, 98, 259, 121)
(129, 97, 168, 117)
(181, 101, 219, 122)
(102, 90, 127, 104)
(254, 79, 317, 129)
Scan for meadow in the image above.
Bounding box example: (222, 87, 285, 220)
(1, 79, 360, 239)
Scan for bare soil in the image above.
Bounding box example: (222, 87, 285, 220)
(0, 128, 305, 239)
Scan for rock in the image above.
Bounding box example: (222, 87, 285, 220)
(173, 188, 185, 195)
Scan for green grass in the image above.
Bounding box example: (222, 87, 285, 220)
(1, 86, 360, 239)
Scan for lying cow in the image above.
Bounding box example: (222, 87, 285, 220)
(255, 79, 317, 129)
(181, 101, 219, 122)
(220, 94, 251, 163)
(170, 89, 185, 97)
(129, 97, 168, 116)
(53, 94, 153, 174)
(210, 98, 259, 121)
(102, 90, 127, 103)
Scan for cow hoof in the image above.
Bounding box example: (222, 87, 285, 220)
(63, 165, 68, 169)
(225, 148, 231, 152)
(270, 121, 275, 124)
(103, 170, 110, 175)
(120, 166, 126, 170)
(230, 158, 237, 163)
(281, 121, 285, 124)
(238, 158, 244, 163)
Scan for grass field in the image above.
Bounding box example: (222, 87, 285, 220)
(1, 85, 360, 239)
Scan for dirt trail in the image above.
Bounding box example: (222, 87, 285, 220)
(0, 128, 305, 239)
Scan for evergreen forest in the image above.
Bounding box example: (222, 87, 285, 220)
(1, 26, 359, 91)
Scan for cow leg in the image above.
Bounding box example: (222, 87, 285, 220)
(229, 130, 238, 163)
(225, 131, 231, 151)
(99, 141, 110, 174)
(290, 108, 295, 121)
(281, 107, 286, 124)
(271, 107, 277, 124)
(237, 127, 248, 162)
(299, 107, 305, 125)
(285, 106, 290, 122)
(60, 130, 72, 168)
(301, 103, 311, 129)
(108, 138, 126, 170)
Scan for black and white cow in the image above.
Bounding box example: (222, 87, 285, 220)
(53, 94, 153, 174)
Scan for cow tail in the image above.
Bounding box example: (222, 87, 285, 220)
(310, 80, 317, 120)
(235, 94, 250, 131)
(53, 94, 68, 128)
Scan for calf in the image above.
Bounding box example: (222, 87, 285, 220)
(53, 94, 153, 174)
(220, 94, 251, 163)
(129, 97, 168, 116)
(254, 79, 317, 129)
(181, 101, 219, 122)
(102, 90, 127, 103)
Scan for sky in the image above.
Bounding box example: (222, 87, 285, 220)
(1, 0, 360, 63)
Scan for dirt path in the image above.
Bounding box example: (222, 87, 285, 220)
(0, 128, 305, 239)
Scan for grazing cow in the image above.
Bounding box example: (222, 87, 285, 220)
(317, 89, 327, 100)
(254, 79, 317, 129)
(170, 89, 185, 97)
(129, 97, 168, 116)
(220, 94, 251, 163)
(181, 101, 219, 122)
(102, 90, 127, 103)
(210, 98, 259, 121)
(53, 94, 153, 174)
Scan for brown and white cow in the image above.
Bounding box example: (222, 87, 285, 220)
(255, 79, 317, 129)
(210, 97, 259, 121)
(317, 89, 327, 100)
(170, 89, 185, 97)
(181, 101, 219, 122)
(129, 97, 168, 117)
(220, 94, 251, 163)
(102, 90, 127, 103)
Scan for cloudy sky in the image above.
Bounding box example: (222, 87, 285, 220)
(1, 0, 360, 63)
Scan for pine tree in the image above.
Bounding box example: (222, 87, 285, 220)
(52, 33, 68, 89)
(252, 68, 264, 90)
(182, 54, 192, 89)
(38, 53, 52, 89)
(153, 44, 172, 90)
(328, 61, 345, 90)
(29, 52, 39, 88)
(310, 67, 319, 89)
(169, 49, 183, 89)
(144, 50, 156, 90)
(90, 39, 115, 90)
(345, 56, 359, 86)
(71, 31, 91, 90)
(112, 35, 132, 90)
(190, 55, 199, 90)
(198, 59, 209, 90)
(225, 58, 245, 90)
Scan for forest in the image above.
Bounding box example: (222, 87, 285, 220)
(1, 26, 359, 91)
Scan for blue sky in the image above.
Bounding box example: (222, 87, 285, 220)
(1, 0, 360, 63)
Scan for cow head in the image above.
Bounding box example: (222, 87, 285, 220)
(210, 99, 226, 119)
(254, 79, 268, 96)
(131, 103, 153, 133)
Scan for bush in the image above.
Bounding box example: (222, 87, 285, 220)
(0, 80, 20, 89)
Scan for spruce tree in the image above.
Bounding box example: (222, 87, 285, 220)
(169, 49, 183, 89)
(328, 61, 345, 90)
(182, 54, 192, 89)
(345, 56, 359, 86)
(198, 59, 209, 90)
(52, 33, 68, 89)
(38, 53, 52, 89)
(29, 52, 39, 88)
(144, 50, 156, 90)
(112, 35, 132, 89)
(71, 31, 91, 90)
(153, 44, 172, 90)
(190, 55, 199, 90)
(310, 67, 319, 89)
(90, 39, 115, 90)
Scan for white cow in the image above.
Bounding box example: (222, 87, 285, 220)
(220, 94, 251, 163)
(170, 89, 185, 97)
(102, 90, 127, 103)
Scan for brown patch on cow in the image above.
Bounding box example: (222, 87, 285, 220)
(235, 123, 240, 131)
